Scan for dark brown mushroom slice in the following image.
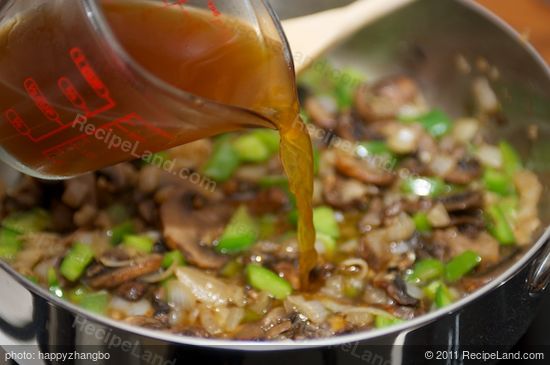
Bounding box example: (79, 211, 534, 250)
(124, 316, 169, 330)
(160, 190, 231, 270)
(304, 96, 338, 130)
(334, 151, 395, 186)
(439, 191, 483, 212)
(62, 173, 96, 209)
(246, 187, 289, 216)
(355, 75, 420, 122)
(386, 277, 419, 307)
(444, 158, 482, 185)
(116, 281, 150, 302)
(234, 322, 266, 340)
(87, 254, 163, 289)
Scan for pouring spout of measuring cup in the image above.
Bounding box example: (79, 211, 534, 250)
(0, 0, 290, 179)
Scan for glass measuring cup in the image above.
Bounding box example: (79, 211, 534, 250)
(0, 0, 296, 178)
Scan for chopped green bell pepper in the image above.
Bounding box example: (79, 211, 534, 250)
(483, 169, 515, 196)
(123, 235, 155, 253)
(233, 133, 272, 163)
(245, 264, 292, 299)
(445, 250, 481, 282)
(401, 177, 449, 198)
(203, 135, 241, 182)
(403, 109, 452, 138)
(500, 141, 522, 176)
(252, 129, 280, 154)
(487, 204, 516, 245)
(216, 206, 258, 253)
(0, 228, 22, 260)
(408, 258, 444, 284)
(110, 220, 135, 245)
(60, 242, 95, 282)
(434, 283, 454, 308)
(374, 314, 404, 328)
(80, 291, 110, 315)
(2, 208, 50, 234)
(313, 206, 340, 239)
(162, 250, 185, 269)
(413, 212, 432, 233)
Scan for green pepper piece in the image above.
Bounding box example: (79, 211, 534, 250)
(233, 133, 272, 163)
(252, 129, 280, 154)
(245, 264, 292, 299)
(110, 220, 135, 245)
(216, 206, 258, 253)
(316, 233, 337, 258)
(445, 250, 481, 282)
(162, 250, 185, 269)
(203, 135, 241, 182)
(68, 286, 88, 304)
(47, 267, 58, 287)
(357, 140, 395, 158)
(483, 169, 515, 196)
(221, 260, 243, 278)
(313, 206, 340, 239)
(405, 109, 452, 138)
(80, 291, 110, 315)
(258, 175, 289, 189)
(60, 243, 95, 282)
(408, 259, 444, 284)
(374, 314, 404, 328)
(435, 283, 454, 308)
(123, 235, 155, 253)
(2, 208, 50, 234)
(500, 141, 522, 175)
(413, 212, 432, 233)
(486, 204, 516, 245)
(49, 286, 64, 299)
(0, 228, 22, 260)
(258, 215, 277, 240)
(401, 177, 449, 197)
(423, 281, 442, 301)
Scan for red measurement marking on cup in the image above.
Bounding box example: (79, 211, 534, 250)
(24, 78, 63, 126)
(58, 77, 89, 114)
(163, 0, 220, 17)
(4, 109, 31, 137)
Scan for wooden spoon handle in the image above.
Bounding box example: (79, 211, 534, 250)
(282, 0, 416, 74)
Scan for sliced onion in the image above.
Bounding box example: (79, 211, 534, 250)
(199, 306, 222, 335)
(339, 258, 368, 279)
(405, 282, 424, 300)
(472, 77, 499, 114)
(99, 257, 134, 268)
(453, 118, 480, 143)
(475, 144, 502, 169)
(140, 260, 178, 283)
(387, 125, 420, 154)
(165, 279, 195, 310)
(110, 297, 152, 317)
(284, 296, 328, 324)
(427, 203, 451, 228)
(430, 155, 456, 177)
(175, 267, 245, 306)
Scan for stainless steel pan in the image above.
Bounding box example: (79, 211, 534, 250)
(1, 0, 549, 364)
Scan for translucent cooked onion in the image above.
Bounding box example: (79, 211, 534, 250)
(284, 296, 329, 324)
(199, 306, 222, 335)
(427, 203, 451, 228)
(141, 261, 178, 283)
(99, 257, 135, 268)
(175, 267, 245, 306)
(430, 155, 456, 177)
(472, 77, 499, 114)
(110, 297, 152, 317)
(165, 279, 195, 310)
(476, 144, 502, 169)
(339, 258, 368, 279)
(453, 118, 480, 143)
(405, 282, 424, 300)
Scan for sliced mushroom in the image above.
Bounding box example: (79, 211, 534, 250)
(355, 75, 422, 122)
(444, 158, 482, 185)
(87, 254, 163, 289)
(439, 191, 483, 212)
(116, 281, 149, 302)
(160, 190, 231, 270)
(334, 150, 394, 186)
(386, 277, 419, 307)
(305, 96, 338, 130)
(433, 228, 500, 267)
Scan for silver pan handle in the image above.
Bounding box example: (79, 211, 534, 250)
(528, 228, 550, 295)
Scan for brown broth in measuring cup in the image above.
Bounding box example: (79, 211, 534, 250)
(0, 1, 317, 284)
